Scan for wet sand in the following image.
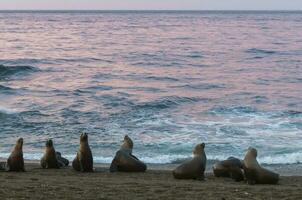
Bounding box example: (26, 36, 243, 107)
(0, 163, 301, 200)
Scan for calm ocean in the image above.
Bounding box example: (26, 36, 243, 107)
(0, 11, 301, 164)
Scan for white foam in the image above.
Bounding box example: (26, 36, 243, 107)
(259, 152, 302, 164)
(140, 154, 189, 164)
(0, 106, 17, 114)
(1, 152, 302, 165)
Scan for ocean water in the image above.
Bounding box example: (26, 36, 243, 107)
(0, 11, 301, 164)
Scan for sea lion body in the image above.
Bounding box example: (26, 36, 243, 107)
(213, 157, 244, 181)
(173, 143, 206, 180)
(40, 140, 60, 169)
(72, 133, 93, 172)
(110, 135, 147, 172)
(7, 138, 25, 172)
(243, 147, 279, 184)
(56, 152, 69, 167)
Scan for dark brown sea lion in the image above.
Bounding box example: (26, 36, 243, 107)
(7, 138, 25, 172)
(72, 133, 93, 172)
(172, 143, 207, 180)
(243, 147, 279, 185)
(110, 135, 147, 172)
(40, 139, 60, 169)
(213, 157, 244, 181)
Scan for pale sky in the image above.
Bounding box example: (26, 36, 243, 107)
(0, 0, 302, 10)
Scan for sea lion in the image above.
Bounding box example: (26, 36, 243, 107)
(40, 139, 60, 169)
(110, 135, 147, 172)
(7, 138, 25, 172)
(56, 152, 69, 167)
(243, 147, 279, 185)
(72, 133, 93, 172)
(173, 143, 207, 180)
(213, 157, 244, 181)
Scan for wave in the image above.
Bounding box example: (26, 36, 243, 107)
(209, 106, 258, 115)
(245, 48, 276, 55)
(259, 152, 302, 165)
(272, 110, 302, 118)
(135, 96, 200, 110)
(0, 64, 38, 79)
(173, 83, 226, 90)
(0, 58, 42, 65)
(1, 152, 302, 165)
(145, 76, 179, 82)
(0, 106, 17, 115)
(0, 85, 13, 91)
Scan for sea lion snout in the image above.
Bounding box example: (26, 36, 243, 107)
(80, 133, 88, 142)
(17, 138, 23, 145)
(247, 147, 257, 157)
(193, 143, 205, 155)
(122, 135, 133, 150)
(46, 139, 53, 147)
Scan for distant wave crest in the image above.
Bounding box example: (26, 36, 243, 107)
(135, 96, 200, 110)
(0, 64, 38, 79)
(209, 106, 258, 115)
(0, 106, 17, 115)
(245, 48, 276, 55)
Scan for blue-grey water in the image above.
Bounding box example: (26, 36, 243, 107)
(0, 11, 301, 164)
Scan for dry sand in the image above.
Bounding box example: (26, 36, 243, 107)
(0, 163, 301, 200)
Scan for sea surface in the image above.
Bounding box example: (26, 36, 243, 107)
(0, 11, 301, 164)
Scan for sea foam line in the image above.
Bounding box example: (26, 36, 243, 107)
(1, 152, 302, 165)
(0, 106, 17, 114)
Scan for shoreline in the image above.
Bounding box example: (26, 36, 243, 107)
(0, 163, 301, 199)
(1, 158, 302, 176)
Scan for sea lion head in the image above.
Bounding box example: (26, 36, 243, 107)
(80, 133, 88, 143)
(45, 139, 53, 148)
(193, 143, 205, 156)
(13, 137, 23, 151)
(16, 137, 23, 147)
(247, 147, 257, 158)
(121, 135, 133, 151)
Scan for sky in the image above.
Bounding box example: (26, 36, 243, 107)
(0, 0, 302, 10)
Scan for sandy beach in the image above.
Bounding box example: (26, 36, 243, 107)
(0, 162, 301, 200)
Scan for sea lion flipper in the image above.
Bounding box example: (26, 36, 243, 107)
(57, 159, 65, 168)
(56, 152, 69, 167)
(196, 174, 205, 181)
(40, 158, 47, 169)
(229, 167, 244, 182)
(6, 157, 11, 171)
(72, 157, 81, 171)
(110, 154, 119, 172)
(109, 162, 118, 172)
(79, 160, 84, 172)
(130, 154, 139, 161)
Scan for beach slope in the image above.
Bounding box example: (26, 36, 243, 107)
(0, 164, 301, 199)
